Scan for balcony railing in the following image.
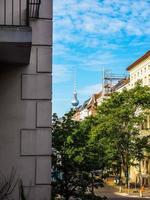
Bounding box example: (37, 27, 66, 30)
(29, 0, 41, 19)
(0, 0, 41, 26)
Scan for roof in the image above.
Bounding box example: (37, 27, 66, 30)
(112, 78, 129, 91)
(80, 98, 90, 111)
(87, 92, 102, 108)
(127, 51, 150, 71)
(79, 92, 102, 111)
(94, 92, 102, 100)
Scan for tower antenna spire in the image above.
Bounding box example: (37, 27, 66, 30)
(74, 67, 77, 92)
(72, 67, 79, 107)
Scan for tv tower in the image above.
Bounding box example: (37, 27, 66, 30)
(72, 68, 79, 107)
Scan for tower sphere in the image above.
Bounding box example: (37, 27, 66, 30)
(72, 91, 79, 107)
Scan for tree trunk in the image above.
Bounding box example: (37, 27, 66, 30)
(91, 172, 94, 200)
(64, 190, 70, 200)
(119, 164, 122, 182)
(125, 166, 129, 188)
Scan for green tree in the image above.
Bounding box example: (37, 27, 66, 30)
(52, 110, 80, 200)
(92, 84, 150, 187)
(52, 110, 105, 200)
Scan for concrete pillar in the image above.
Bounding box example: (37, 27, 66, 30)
(0, 0, 52, 199)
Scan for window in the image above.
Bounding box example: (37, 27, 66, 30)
(142, 160, 144, 167)
(144, 77, 147, 85)
(146, 160, 149, 173)
(141, 116, 148, 130)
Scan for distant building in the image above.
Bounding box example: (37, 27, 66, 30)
(112, 78, 130, 92)
(73, 92, 104, 121)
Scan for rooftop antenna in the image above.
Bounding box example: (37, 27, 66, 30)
(72, 67, 79, 107)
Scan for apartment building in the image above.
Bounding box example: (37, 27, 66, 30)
(73, 92, 102, 121)
(125, 51, 150, 186)
(109, 52, 150, 186)
(111, 78, 129, 92)
(127, 51, 150, 88)
(0, 1, 52, 199)
(127, 51, 150, 131)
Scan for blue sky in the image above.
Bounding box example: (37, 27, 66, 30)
(53, 0, 150, 117)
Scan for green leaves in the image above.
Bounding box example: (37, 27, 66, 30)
(52, 84, 150, 197)
(52, 110, 104, 199)
(92, 84, 150, 184)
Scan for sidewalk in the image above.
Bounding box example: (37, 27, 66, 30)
(94, 182, 150, 199)
(116, 187, 150, 199)
(114, 187, 150, 198)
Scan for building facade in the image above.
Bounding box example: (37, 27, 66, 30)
(127, 51, 150, 88)
(126, 51, 150, 186)
(0, 1, 52, 199)
(73, 93, 102, 121)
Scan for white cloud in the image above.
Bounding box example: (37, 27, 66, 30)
(53, 64, 72, 83)
(54, 0, 150, 46)
(53, 44, 68, 56)
(79, 51, 117, 71)
(79, 83, 102, 96)
(53, 0, 150, 79)
(53, 0, 150, 116)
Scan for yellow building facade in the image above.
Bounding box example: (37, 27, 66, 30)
(127, 51, 150, 88)
(126, 51, 150, 186)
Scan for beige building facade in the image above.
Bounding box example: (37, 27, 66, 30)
(125, 51, 150, 186)
(127, 51, 150, 88)
(0, 0, 52, 199)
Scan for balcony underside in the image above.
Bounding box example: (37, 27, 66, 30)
(0, 26, 32, 65)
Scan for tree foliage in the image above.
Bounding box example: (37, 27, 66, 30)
(52, 84, 150, 199)
(52, 110, 105, 200)
(91, 84, 150, 186)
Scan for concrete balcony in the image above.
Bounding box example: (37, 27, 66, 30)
(0, 26, 32, 65)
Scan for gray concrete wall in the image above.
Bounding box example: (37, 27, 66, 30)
(0, 0, 52, 199)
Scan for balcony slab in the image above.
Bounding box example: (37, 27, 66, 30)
(0, 26, 32, 65)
